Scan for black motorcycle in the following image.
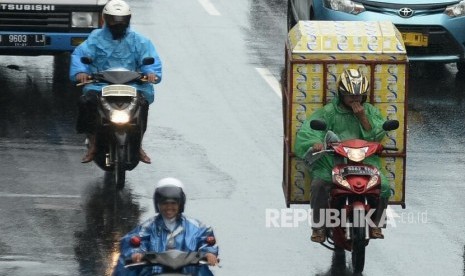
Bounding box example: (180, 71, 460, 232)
(79, 57, 154, 190)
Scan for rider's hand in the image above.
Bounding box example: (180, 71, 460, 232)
(351, 102, 366, 118)
(76, 73, 90, 83)
(131, 253, 144, 263)
(351, 102, 372, 131)
(205, 253, 218, 266)
(146, 73, 158, 83)
(312, 143, 324, 151)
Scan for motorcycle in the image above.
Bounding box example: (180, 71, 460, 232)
(78, 57, 155, 190)
(307, 119, 399, 274)
(122, 236, 217, 276)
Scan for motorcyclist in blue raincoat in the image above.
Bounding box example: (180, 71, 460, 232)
(113, 177, 219, 276)
(69, 0, 162, 164)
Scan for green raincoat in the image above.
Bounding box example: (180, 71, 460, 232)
(294, 97, 391, 198)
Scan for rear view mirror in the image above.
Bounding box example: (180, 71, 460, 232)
(80, 57, 92, 64)
(310, 120, 327, 131)
(142, 57, 155, 65)
(206, 236, 216, 246)
(383, 120, 399, 131)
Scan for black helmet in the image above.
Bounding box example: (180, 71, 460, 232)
(337, 68, 369, 103)
(153, 177, 186, 213)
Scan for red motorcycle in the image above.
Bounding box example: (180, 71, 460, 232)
(308, 119, 399, 274)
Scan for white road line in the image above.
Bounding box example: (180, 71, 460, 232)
(386, 205, 400, 220)
(198, 0, 221, 16)
(256, 67, 282, 99)
(0, 193, 80, 198)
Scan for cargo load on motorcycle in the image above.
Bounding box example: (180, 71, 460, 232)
(282, 21, 408, 208)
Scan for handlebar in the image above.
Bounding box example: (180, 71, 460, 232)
(76, 75, 157, 87)
(382, 146, 398, 151)
(312, 149, 335, 156)
(123, 250, 219, 270)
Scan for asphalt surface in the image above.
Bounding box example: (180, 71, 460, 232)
(0, 0, 464, 275)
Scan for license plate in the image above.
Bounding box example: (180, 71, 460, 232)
(341, 166, 374, 176)
(0, 34, 46, 47)
(401, 32, 428, 47)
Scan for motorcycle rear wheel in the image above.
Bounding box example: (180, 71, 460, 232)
(351, 226, 366, 274)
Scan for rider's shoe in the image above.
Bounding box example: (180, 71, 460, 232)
(370, 227, 384, 239)
(81, 135, 96, 163)
(311, 228, 326, 243)
(139, 148, 151, 164)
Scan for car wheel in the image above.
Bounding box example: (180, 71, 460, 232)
(287, 0, 297, 31)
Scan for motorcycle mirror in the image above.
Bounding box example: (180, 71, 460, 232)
(310, 120, 327, 131)
(80, 57, 93, 65)
(206, 236, 216, 246)
(130, 236, 141, 247)
(142, 57, 155, 65)
(382, 120, 399, 131)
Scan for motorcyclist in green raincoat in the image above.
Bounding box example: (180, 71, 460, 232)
(294, 68, 390, 243)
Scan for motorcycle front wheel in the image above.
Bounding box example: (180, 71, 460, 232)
(114, 145, 126, 190)
(351, 226, 366, 274)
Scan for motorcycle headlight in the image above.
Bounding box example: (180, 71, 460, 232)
(110, 110, 130, 124)
(445, 1, 465, 17)
(323, 0, 365, 14)
(344, 147, 368, 162)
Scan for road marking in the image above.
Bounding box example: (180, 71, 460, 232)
(198, 0, 221, 16)
(34, 203, 80, 210)
(256, 67, 282, 99)
(386, 205, 400, 220)
(0, 193, 80, 199)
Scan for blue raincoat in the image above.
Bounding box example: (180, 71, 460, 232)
(113, 214, 218, 276)
(69, 25, 162, 104)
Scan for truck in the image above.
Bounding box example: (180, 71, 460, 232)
(0, 0, 108, 77)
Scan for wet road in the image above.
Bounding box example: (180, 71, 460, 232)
(0, 0, 464, 275)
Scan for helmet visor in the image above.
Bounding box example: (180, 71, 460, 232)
(105, 14, 130, 26)
(156, 186, 183, 202)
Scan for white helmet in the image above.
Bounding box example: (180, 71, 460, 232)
(153, 178, 186, 213)
(103, 0, 131, 17)
(103, 0, 131, 39)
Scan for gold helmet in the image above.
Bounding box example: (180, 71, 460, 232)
(337, 69, 369, 102)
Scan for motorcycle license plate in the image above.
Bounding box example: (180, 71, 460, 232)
(0, 34, 46, 47)
(341, 166, 374, 176)
(102, 85, 137, 97)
